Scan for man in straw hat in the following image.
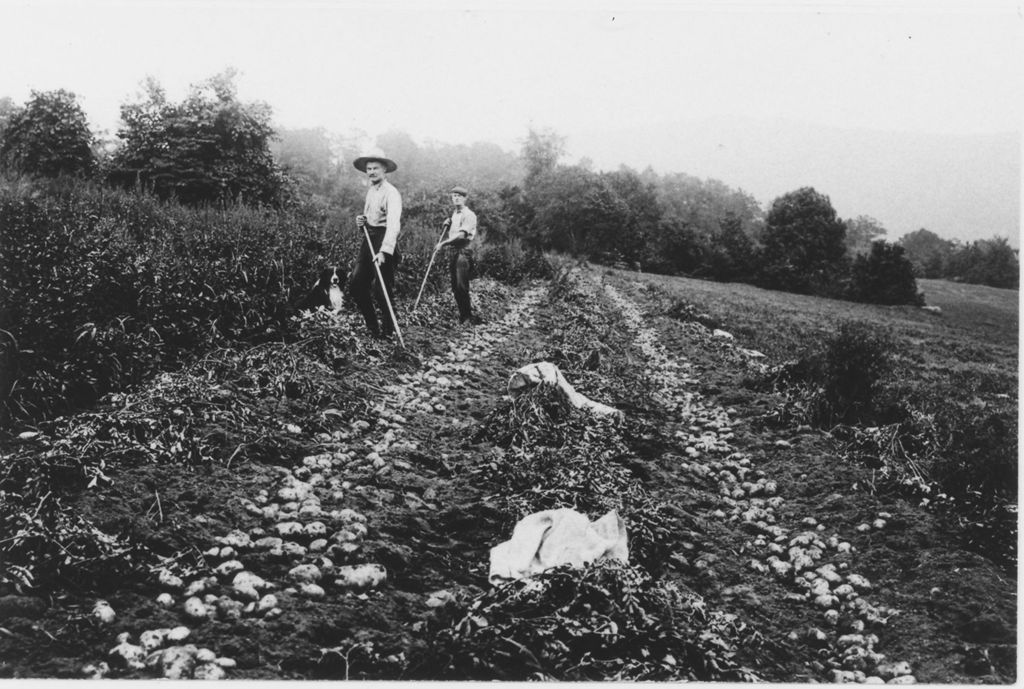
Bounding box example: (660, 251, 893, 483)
(351, 151, 402, 338)
(437, 185, 481, 324)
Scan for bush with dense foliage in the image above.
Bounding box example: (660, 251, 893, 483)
(846, 240, 923, 305)
(758, 187, 848, 296)
(0, 181, 343, 423)
(900, 228, 1018, 289)
(0, 170, 552, 427)
(0, 89, 96, 178)
(474, 238, 553, 284)
(944, 236, 1019, 288)
(107, 72, 291, 206)
(764, 320, 897, 428)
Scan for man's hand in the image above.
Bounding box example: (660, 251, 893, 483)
(356, 214, 367, 228)
(373, 251, 387, 266)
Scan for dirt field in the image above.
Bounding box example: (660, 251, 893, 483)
(0, 266, 1015, 681)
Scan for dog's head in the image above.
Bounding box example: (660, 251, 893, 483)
(300, 265, 349, 312)
(317, 266, 347, 289)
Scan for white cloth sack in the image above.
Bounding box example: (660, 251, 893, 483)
(489, 508, 629, 584)
(507, 362, 621, 417)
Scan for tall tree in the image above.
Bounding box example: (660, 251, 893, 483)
(711, 212, 757, 280)
(0, 89, 96, 178)
(973, 237, 1019, 288)
(899, 228, 954, 278)
(949, 236, 1020, 288)
(521, 127, 565, 184)
(528, 165, 629, 257)
(760, 187, 848, 295)
(110, 71, 289, 206)
(602, 166, 661, 264)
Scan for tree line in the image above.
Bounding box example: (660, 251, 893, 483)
(900, 229, 1018, 289)
(0, 73, 1016, 300)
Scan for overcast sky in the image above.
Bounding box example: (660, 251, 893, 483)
(2, 0, 1021, 241)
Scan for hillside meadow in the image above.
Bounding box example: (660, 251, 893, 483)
(619, 272, 1017, 365)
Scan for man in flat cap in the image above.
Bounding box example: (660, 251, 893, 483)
(437, 185, 480, 324)
(351, 153, 402, 338)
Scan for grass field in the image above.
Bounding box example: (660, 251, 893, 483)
(617, 271, 1018, 403)
(617, 272, 1017, 359)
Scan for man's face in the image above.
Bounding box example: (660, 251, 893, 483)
(451, 193, 466, 207)
(365, 161, 386, 183)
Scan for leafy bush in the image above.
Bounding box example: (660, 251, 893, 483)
(932, 406, 1018, 567)
(763, 321, 897, 427)
(0, 89, 96, 178)
(846, 241, 923, 306)
(0, 180, 344, 425)
(475, 384, 579, 448)
(415, 560, 760, 681)
(0, 174, 552, 427)
(475, 237, 553, 284)
(108, 72, 291, 207)
(758, 187, 849, 297)
(946, 236, 1020, 289)
(901, 229, 1019, 288)
(0, 493, 144, 592)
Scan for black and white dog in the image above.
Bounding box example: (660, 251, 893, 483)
(300, 266, 348, 311)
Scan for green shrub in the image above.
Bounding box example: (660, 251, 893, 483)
(764, 321, 897, 427)
(846, 241, 923, 306)
(475, 385, 577, 448)
(0, 90, 96, 178)
(0, 179, 345, 425)
(758, 187, 848, 297)
(108, 72, 290, 207)
(475, 237, 553, 284)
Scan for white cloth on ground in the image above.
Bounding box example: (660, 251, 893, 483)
(506, 362, 621, 417)
(488, 508, 629, 584)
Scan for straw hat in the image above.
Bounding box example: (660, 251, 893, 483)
(353, 149, 398, 173)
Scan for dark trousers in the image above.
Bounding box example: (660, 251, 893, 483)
(448, 247, 474, 322)
(349, 226, 400, 336)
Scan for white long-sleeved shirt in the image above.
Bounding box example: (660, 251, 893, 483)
(363, 179, 402, 255)
(446, 206, 478, 244)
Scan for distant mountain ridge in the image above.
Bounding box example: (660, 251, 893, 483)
(569, 116, 1020, 246)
